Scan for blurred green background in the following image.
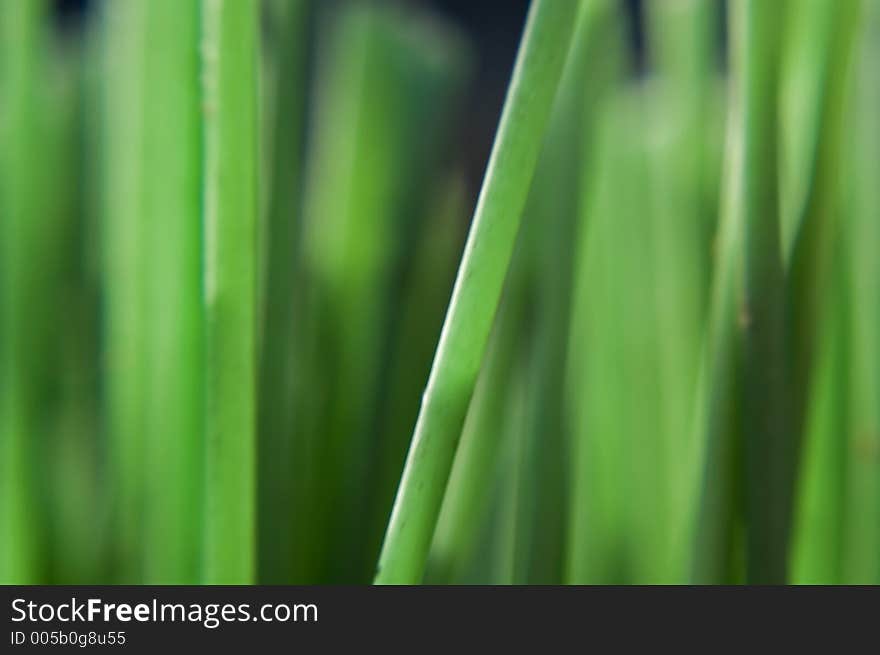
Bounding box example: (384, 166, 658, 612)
(1, 0, 878, 585)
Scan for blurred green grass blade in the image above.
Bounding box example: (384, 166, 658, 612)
(325, 11, 469, 583)
(689, 299, 745, 583)
(841, 3, 880, 583)
(99, 0, 149, 583)
(566, 87, 658, 584)
(784, 0, 861, 579)
(430, 28, 593, 581)
(779, 0, 838, 258)
(141, 0, 204, 584)
(513, 0, 621, 584)
(689, 71, 748, 586)
(647, 0, 720, 230)
(563, 2, 632, 585)
(735, 0, 789, 585)
(431, 0, 615, 585)
(297, 4, 470, 582)
(0, 0, 49, 584)
(2, 4, 103, 585)
(427, 273, 525, 583)
(645, 0, 720, 582)
(368, 176, 468, 577)
(202, 0, 260, 584)
(566, 96, 624, 584)
(792, 2, 877, 584)
(285, 5, 377, 580)
(375, 0, 580, 585)
(500, 325, 537, 585)
(785, 0, 861, 420)
(44, 29, 105, 584)
(790, 269, 847, 584)
(692, 0, 789, 584)
(257, 0, 310, 585)
(494, 354, 530, 584)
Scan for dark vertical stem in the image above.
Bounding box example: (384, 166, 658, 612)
(735, 0, 789, 584)
(257, 0, 310, 585)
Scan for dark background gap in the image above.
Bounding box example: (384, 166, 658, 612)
(51, 0, 724, 204)
(53, 0, 648, 66)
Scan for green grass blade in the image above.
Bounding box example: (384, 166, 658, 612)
(791, 2, 874, 584)
(689, 62, 749, 586)
(45, 29, 105, 583)
(494, 353, 531, 584)
(789, 264, 847, 583)
(296, 5, 469, 582)
(691, 0, 789, 584)
(375, 0, 580, 584)
(689, 280, 745, 583)
(645, 0, 720, 582)
(426, 275, 526, 583)
(785, 0, 861, 438)
(0, 0, 48, 585)
(432, 0, 617, 585)
(369, 176, 468, 578)
(734, 0, 789, 584)
(647, 0, 719, 230)
(841, 2, 880, 582)
(566, 86, 657, 584)
(202, 0, 260, 584)
(99, 0, 149, 583)
(285, 6, 385, 581)
(783, 0, 861, 582)
(513, 0, 620, 584)
(141, 0, 204, 584)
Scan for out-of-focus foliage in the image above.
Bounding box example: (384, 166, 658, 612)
(0, 0, 875, 584)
